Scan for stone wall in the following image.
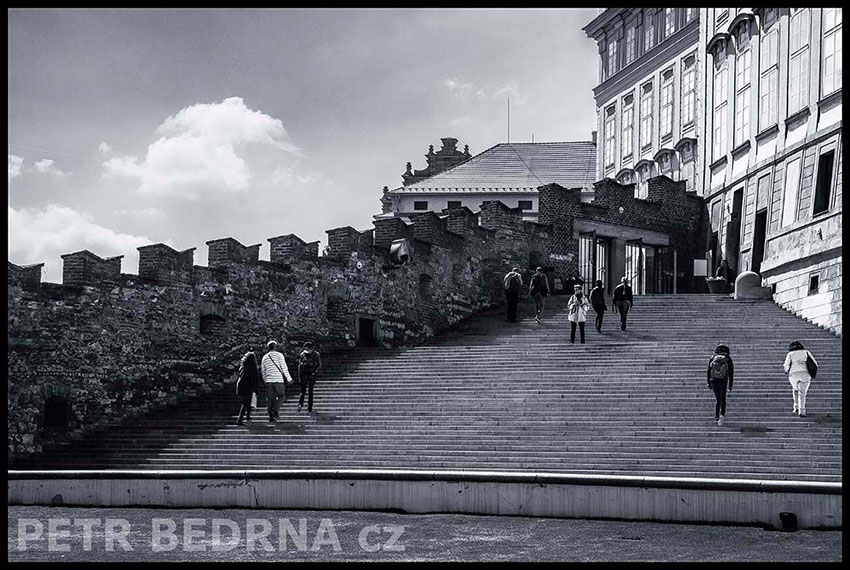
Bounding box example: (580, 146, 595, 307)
(7, 204, 551, 460)
(539, 175, 707, 291)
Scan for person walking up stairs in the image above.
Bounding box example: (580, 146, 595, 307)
(707, 344, 734, 426)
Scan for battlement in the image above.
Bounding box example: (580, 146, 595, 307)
(8, 261, 44, 289)
(138, 243, 196, 284)
(268, 234, 320, 264)
(206, 237, 261, 267)
(60, 250, 123, 286)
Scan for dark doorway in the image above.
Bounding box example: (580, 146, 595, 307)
(43, 396, 70, 434)
(751, 211, 768, 275)
(357, 317, 379, 347)
(725, 189, 744, 271)
(655, 246, 675, 294)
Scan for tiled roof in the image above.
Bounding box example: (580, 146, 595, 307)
(390, 141, 597, 194)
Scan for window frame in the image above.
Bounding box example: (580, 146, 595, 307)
(821, 8, 843, 97)
(413, 200, 429, 211)
(604, 104, 617, 168)
(811, 146, 836, 216)
(681, 54, 697, 128)
(621, 94, 634, 160)
(787, 9, 810, 114)
(639, 81, 654, 151)
(780, 156, 802, 228)
(659, 69, 674, 140)
(758, 26, 779, 130)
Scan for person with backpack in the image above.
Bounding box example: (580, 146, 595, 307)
(784, 340, 817, 418)
(567, 284, 590, 344)
(612, 276, 634, 332)
(706, 344, 734, 426)
(261, 340, 295, 423)
(297, 341, 323, 413)
(503, 267, 523, 322)
(529, 267, 550, 324)
(589, 280, 607, 332)
(235, 351, 261, 426)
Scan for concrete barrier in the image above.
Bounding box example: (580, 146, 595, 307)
(7, 470, 841, 530)
(735, 271, 773, 300)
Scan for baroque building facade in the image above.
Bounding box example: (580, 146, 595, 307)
(700, 8, 842, 334)
(584, 8, 701, 196)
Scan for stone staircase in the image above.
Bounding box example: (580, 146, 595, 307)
(13, 294, 842, 482)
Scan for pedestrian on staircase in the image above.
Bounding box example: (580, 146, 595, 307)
(784, 340, 817, 418)
(261, 340, 295, 423)
(568, 284, 590, 344)
(589, 280, 607, 332)
(612, 277, 634, 332)
(706, 344, 734, 426)
(297, 341, 323, 413)
(236, 351, 260, 426)
(503, 267, 523, 322)
(529, 267, 550, 324)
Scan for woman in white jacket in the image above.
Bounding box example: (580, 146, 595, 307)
(568, 284, 590, 344)
(783, 340, 817, 417)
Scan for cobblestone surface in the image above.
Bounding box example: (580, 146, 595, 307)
(8, 506, 842, 562)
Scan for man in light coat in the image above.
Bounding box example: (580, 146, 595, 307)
(568, 283, 590, 344)
(784, 340, 817, 417)
(261, 340, 294, 423)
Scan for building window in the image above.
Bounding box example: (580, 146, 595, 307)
(639, 82, 653, 150)
(733, 22, 751, 146)
(822, 8, 842, 96)
(712, 65, 729, 160)
(644, 9, 656, 52)
(788, 9, 810, 113)
(716, 8, 729, 29)
(781, 157, 802, 228)
(413, 201, 428, 211)
(518, 200, 533, 210)
(685, 7, 696, 23)
(636, 164, 652, 199)
(759, 26, 779, 130)
(681, 55, 696, 127)
(812, 149, 835, 215)
(625, 24, 637, 65)
(621, 95, 634, 159)
(659, 69, 674, 140)
(607, 38, 618, 78)
(446, 200, 462, 209)
(664, 8, 676, 39)
(43, 396, 71, 433)
(808, 273, 820, 295)
(604, 105, 617, 168)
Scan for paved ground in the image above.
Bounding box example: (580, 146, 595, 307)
(8, 506, 842, 562)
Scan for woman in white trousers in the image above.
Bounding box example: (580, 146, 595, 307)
(783, 340, 817, 417)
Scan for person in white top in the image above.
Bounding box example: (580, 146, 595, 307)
(783, 340, 818, 418)
(567, 284, 590, 344)
(261, 340, 294, 422)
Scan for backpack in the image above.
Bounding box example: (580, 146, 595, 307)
(530, 274, 546, 295)
(298, 350, 320, 376)
(805, 351, 818, 379)
(505, 273, 521, 293)
(709, 354, 729, 380)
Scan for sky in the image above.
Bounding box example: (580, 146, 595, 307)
(8, 8, 600, 283)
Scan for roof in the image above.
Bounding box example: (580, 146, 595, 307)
(389, 141, 597, 194)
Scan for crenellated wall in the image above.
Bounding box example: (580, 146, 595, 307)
(7, 203, 552, 459)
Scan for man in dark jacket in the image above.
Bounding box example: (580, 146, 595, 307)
(707, 344, 734, 426)
(589, 280, 607, 332)
(297, 341, 323, 413)
(612, 277, 634, 332)
(529, 267, 550, 324)
(503, 267, 523, 322)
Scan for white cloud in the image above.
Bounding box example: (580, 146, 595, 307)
(102, 96, 300, 199)
(9, 154, 24, 181)
(443, 77, 474, 98)
(114, 207, 164, 219)
(8, 204, 162, 284)
(34, 158, 70, 177)
(98, 141, 112, 155)
(443, 78, 527, 105)
(271, 165, 325, 187)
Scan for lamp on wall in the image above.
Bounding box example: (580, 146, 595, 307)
(389, 239, 411, 266)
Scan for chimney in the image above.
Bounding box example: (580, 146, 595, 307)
(591, 130, 597, 146)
